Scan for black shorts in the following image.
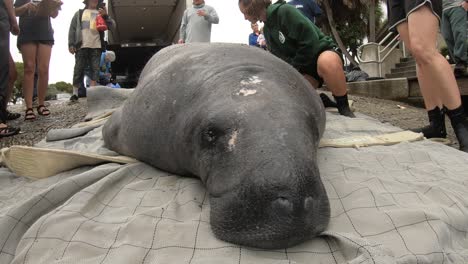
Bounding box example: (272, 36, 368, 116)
(387, 0, 442, 31)
(17, 40, 54, 50)
(305, 46, 342, 88)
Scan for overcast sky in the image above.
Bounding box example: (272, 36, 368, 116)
(9, 0, 253, 84)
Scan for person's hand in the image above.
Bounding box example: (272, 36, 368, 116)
(196, 9, 206, 17)
(69, 47, 76, 54)
(26, 2, 38, 14)
(99, 7, 108, 16)
(462, 1, 468, 11)
(178, 39, 184, 44)
(10, 20, 19, 35)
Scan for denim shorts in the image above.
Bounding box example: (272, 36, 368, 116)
(387, 0, 442, 31)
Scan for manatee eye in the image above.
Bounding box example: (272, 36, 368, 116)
(201, 126, 224, 148)
(204, 129, 217, 142)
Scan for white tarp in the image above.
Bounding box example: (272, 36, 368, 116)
(1, 87, 467, 264)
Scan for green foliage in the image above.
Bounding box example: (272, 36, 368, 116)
(318, 0, 385, 62)
(54, 81, 73, 93)
(12, 62, 24, 103)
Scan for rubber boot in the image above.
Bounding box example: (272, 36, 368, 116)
(446, 105, 468, 153)
(319, 93, 337, 108)
(333, 93, 355, 118)
(411, 106, 447, 138)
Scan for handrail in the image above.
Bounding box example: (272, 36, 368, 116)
(356, 31, 406, 77)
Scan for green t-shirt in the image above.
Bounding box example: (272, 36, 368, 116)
(264, 0, 336, 77)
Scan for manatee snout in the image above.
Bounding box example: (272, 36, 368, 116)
(209, 162, 330, 249)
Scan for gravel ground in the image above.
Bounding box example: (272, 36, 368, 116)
(0, 93, 460, 150)
(0, 99, 88, 149)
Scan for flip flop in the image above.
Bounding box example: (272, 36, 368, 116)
(0, 125, 20, 137)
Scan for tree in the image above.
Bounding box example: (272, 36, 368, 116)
(54, 81, 73, 93)
(316, 0, 385, 66)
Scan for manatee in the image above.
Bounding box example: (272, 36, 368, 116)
(102, 43, 329, 249)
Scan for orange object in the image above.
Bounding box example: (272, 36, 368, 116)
(96, 15, 108, 31)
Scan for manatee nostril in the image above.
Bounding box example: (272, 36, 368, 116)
(272, 196, 293, 213)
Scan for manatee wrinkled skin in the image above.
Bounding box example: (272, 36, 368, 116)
(102, 43, 329, 249)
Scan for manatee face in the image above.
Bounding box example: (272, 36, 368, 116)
(186, 92, 329, 249)
(103, 43, 329, 249)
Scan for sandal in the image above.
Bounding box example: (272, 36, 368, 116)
(37, 105, 50, 116)
(6, 111, 21, 120)
(24, 108, 36, 121)
(0, 125, 20, 137)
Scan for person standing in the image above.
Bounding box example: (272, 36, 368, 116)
(68, 0, 115, 102)
(14, 0, 62, 120)
(287, 0, 322, 24)
(0, 0, 20, 136)
(178, 0, 219, 44)
(238, 0, 355, 118)
(387, 0, 468, 152)
(441, 0, 468, 77)
(248, 22, 261, 47)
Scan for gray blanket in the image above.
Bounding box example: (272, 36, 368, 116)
(1, 87, 467, 264)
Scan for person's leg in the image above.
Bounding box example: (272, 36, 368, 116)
(448, 7, 467, 75)
(0, 12, 20, 136)
(0, 12, 9, 124)
(316, 50, 355, 117)
(396, 21, 447, 138)
(408, 5, 468, 151)
(71, 48, 86, 102)
(20, 43, 38, 120)
(408, 5, 461, 109)
(5, 54, 21, 120)
(36, 43, 52, 114)
(89, 48, 101, 87)
(441, 10, 456, 64)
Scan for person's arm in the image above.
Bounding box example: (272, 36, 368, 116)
(178, 10, 187, 43)
(14, 1, 37, 16)
(49, 0, 62, 19)
(4, 0, 19, 35)
(278, 4, 323, 72)
(204, 6, 219, 24)
(68, 11, 78, 54)
(99, 6, 116, 32)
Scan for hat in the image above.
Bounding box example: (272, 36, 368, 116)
(105, 51, 116, 62)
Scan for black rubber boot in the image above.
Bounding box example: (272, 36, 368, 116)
(411, 106, 447, 138)
(319, 93, 337, 108)
(446, 105, 468, 153)
(333, 93, 355, 118)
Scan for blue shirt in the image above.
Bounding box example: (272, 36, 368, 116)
(99, 51, 111, 78)
(287, 0, 322, 23)
(249, 32, 260, 47)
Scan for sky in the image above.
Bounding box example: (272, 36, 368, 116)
(9, 0, 254, 84)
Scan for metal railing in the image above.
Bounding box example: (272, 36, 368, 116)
(357, 31, 406, 78)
